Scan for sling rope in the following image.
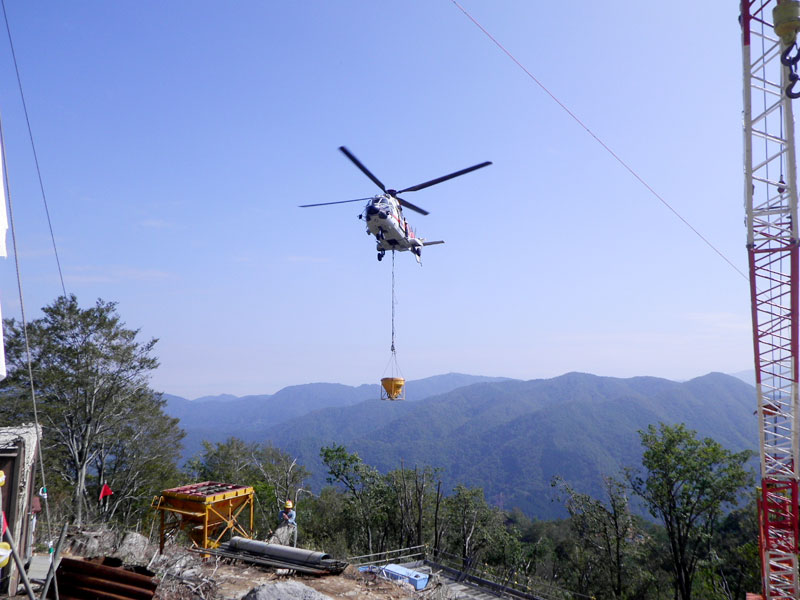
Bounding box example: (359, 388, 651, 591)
(0, 1, 67, 552)
(391, 250, 396, 355)
(383, 250, 403, 383)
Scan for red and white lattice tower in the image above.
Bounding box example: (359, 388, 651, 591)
(742, 1, 800, 598)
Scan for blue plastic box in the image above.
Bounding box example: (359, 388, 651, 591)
(381, 564, 429, 590)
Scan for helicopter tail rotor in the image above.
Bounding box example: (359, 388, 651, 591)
(411, 239, 444, 265)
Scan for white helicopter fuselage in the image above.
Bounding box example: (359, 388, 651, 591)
(363, 195, 424, 254)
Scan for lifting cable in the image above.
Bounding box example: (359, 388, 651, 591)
(383, 251, 403, 380)
(391, 250, 396, 355)
(450, 0, 748, 281)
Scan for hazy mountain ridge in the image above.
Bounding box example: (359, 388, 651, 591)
(165, 371, 757, 519)
(263, 372, 757, 518)
(163, 373, 510, 459)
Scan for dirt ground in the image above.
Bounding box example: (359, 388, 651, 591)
(16, 558, 438, 600)
(302, 566, 423, 600)
(14, 529, 440, 600)
(15, 557, 421, 600)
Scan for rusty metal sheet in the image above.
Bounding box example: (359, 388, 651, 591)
(48, 557, 157, 600)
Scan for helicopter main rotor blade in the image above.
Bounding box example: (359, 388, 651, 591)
(299, 197, 372, 208)
(339, 146, 387, 193)
(396, 196, 429, 216)
(397, 161, 492, 194)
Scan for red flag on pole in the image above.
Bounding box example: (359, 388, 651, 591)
(99, 483, 113, 501)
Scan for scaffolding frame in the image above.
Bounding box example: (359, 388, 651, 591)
(151, 481, 254, 552)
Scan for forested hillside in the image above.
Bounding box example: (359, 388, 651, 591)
(168, 371, 757, 519)
(261, 372, 756, 518)
(164, 373, 509, 459)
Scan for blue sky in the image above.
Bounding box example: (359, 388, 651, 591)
(0, 2, 751, 398)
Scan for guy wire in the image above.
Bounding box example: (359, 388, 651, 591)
(0, 112, 53, 544)
(450, 0, 747, 281)
(0, 0, 66, 296)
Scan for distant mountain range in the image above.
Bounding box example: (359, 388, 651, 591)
(163, 372, 758, 519)
(163, 373, 511, 460)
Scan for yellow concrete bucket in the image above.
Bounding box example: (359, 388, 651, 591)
(381, 377, 405, 400)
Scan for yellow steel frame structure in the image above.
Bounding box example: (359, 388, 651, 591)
(151, 481, 254, 551)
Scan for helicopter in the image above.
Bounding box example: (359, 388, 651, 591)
(300, 146, 492, 263)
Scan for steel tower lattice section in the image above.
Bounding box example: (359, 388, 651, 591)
(742, 1, 800, 598)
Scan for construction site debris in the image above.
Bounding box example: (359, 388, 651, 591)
(243, 581, 333, 600)
(115, 531, 151, 566)
(65, 527, 118, 557)
(23, 527, 494, 600)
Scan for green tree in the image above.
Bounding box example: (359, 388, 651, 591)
(186, 437, 309, 536)
(301, 486, 351, 557)
(186, 437, 264, 484)
(249, 443, 310, 512)
(94, 403, 184, 527)
(626, 423, 753, 600)
(505, 511, 562, 584)
(482, 523, 530, 589)
(694, 497, 760, 600)
(553, 476, 651, 599)
(444, 485, 501, 570)
(320, 444, 386, 554)
(385, 462, 440, 549)
(0, 295, 181, 526)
